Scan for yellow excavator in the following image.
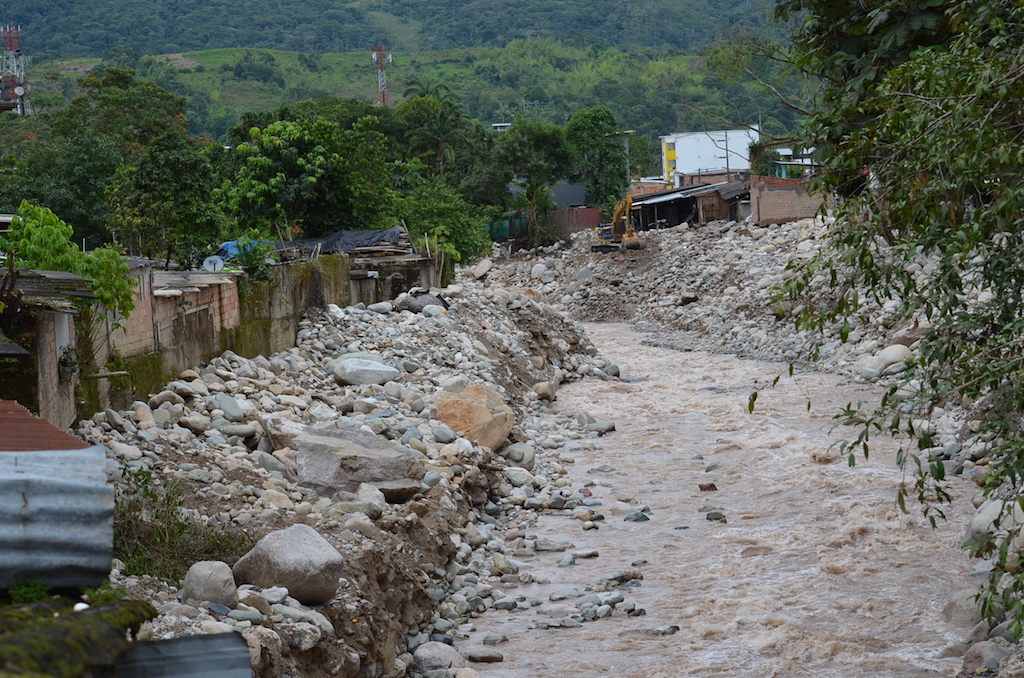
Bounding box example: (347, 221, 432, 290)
(591, 194, 641, 253)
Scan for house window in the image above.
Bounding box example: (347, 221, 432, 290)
(666, 142, 675, 151)
(669, 159, 677, 170)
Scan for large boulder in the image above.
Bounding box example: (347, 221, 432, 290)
(232, 524, 344, 605)
(267, 418, 425, 497)
(333, 359, 400, 386)
(435, 384, 514, 451)
(181, 560, 238, 608)
(413, 642, 467, 671)
(210, 392, 245, 422)
(395, 292, 449, 313)
(472, 259, 493, 279)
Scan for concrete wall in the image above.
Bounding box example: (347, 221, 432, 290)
(750, 175, 826, 226)
(220, 253, 351, 360)
(87, 254, 351, 409)
(350, 256, 436, 306)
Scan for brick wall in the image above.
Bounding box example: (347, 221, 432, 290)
(109, 272, 241, 361)
(750, 175, 826, 226)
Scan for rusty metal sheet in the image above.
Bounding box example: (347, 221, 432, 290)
(0, 444, 113, 588)
(0, 400, 89, 451)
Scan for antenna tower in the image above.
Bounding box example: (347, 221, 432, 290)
(0, 26, 28, 114)
(371, 42, 392, 106)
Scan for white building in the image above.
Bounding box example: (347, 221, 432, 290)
(660, 127, 760, 187)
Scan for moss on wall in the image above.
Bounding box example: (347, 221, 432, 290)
(121, 352, 168, 400)
(0, 598, 156, 677)
(228, 254, 350, 359)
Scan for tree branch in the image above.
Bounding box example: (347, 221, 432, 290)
(677, 100, 793, 143)
(743, 67, 813, 116)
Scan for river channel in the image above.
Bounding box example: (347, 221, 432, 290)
(460, 323, 976, 677)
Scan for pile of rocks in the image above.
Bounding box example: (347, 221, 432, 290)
(467, 218, 946, 379)
(77, 284, 619, 677)
(466, 221, 1016, 480)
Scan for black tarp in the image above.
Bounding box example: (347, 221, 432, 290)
(282, 226, 405, 255)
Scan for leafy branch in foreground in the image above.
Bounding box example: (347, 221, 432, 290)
(780, 0, 1024, 623)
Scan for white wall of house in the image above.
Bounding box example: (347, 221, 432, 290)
(660, 128, 760, 185)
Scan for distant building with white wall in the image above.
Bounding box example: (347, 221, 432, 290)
(660, 127, 760, 187)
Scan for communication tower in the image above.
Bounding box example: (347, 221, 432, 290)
(371, 43, 392, 107)
(0, 26, 28, 114)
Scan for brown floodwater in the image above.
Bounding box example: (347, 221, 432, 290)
(460, 323, 976, 678)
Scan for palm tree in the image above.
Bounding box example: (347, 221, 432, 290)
(403, 76, 459, 107)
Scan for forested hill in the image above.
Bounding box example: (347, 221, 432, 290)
(10, 0, 767, 58)
(30, 40, 806, 143)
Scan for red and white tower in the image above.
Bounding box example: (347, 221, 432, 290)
(1, 26, 28, 114)
(371, 43, 392, 107)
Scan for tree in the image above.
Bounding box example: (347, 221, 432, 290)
(397, 172, 490, 267)
(1, 201, 135, 318)
(0, 125, 122, 249)
(52, 68, 188, 158)
(494, 118, 571, 245)
(217, 116, 397, 238)
(565, 106, 628, 206)
(779, 0, 1024, 624)
(106, 131, 226, 267)
(397, 95, 474, 177)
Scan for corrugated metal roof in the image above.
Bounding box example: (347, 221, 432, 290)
(0, 400, 89, 451)
(152, 270, 239, 297)
(0, 268, 96, 300)
(0, 444, 114, 588)
(115, 633, 254, 677)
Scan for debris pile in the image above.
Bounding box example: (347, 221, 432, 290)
(75, 284, 617, 677)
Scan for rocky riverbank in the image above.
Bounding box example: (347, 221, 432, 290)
(71, 215, 1019, 677)
(75, 285, 617, 677)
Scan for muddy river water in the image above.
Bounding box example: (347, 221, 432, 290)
(461, 323, 977, 677)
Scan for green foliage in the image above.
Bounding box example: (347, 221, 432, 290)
(396, 94, 474, 176)
(52, 69, 188, 157)
(17, 1, 769, 58)
(7, 582, 52, 605)
(2, 201, 81, 273)
(748, 141, 783, 176)
(81, 581, 127, 606)
(78, 246, 136, 318)
(0, 122, 122, 249)
(780, 0, 1024, 625)
(565, 106, 628, 206)
(217, 116, 397, 238)
(495, 118, 572, 245)
(105, 130, 226, 266)
(29, 39, 806, 146)
(3, 202, 136, 318)
(232, 229, 277, 281)
(113, 467, 251, 582)
(227, 51, 285, 86)
(397, 173, 490, 263)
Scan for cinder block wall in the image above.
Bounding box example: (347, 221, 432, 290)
(750, 175, 825, 226)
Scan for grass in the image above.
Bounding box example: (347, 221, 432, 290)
(113, 467, 252, 582)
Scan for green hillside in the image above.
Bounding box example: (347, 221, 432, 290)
(8, 0, 772, 58)
(28, 40, 805, 143)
